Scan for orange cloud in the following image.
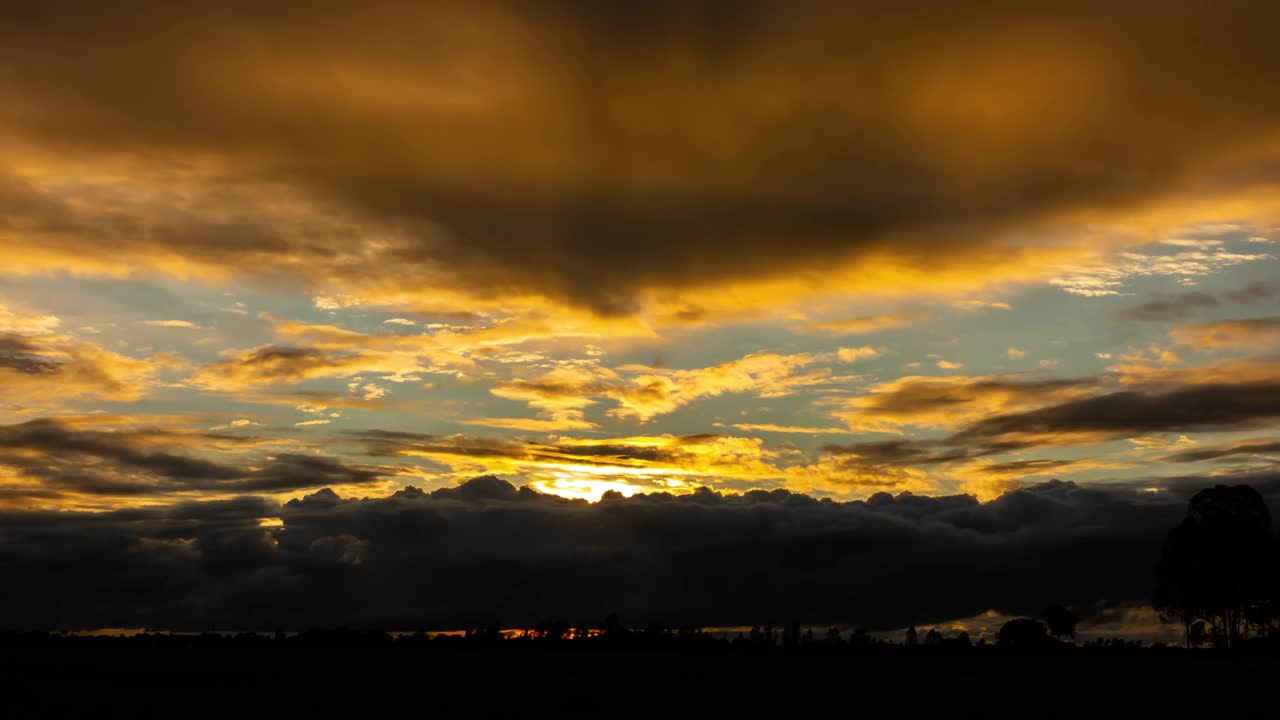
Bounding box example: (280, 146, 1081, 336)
(1170, 317, 1280, 352)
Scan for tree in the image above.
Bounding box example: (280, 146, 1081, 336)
(1155, 485, 1277, 649)
(1041, 606, 1077, 642)
(996, 618, 1050, 651)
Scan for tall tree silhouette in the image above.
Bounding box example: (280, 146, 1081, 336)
(1154, 485, 1277, 648)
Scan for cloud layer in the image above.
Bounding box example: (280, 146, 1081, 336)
(6, 476, 1266, 632)
(4, 2, 1280, 318)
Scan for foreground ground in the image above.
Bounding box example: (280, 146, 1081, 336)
(3, 647, 1276, 716)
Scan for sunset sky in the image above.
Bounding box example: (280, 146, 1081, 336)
(3, 2, 1280, 631)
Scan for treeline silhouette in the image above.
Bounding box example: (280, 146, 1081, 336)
(0, 621, 1243, 655)
(4, 607, 1278, 656)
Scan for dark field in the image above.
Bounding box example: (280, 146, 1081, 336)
(5, 647, 1276, 716)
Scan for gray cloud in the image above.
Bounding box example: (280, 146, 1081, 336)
(0, 419, 385, 499)
(0, 335, 61, 375)
(1122, 281, 1280, 322)
(821, 378, 1280, 478)
(5, 475, 1266, 632)
(955, 381, 1280, 444)
(1120, 292, 1220, 322)
(1164, 439, 1280, 464)
(1222, 280, 1280, 305)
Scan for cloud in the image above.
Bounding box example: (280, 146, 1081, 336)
(208, 419, 260, 431)
(836, 346, 881, 363)
(262, 314, 646, 380)
(1222, 280, 1280, 304)
(1005, 348, 1027, 359)
(189, 333, 443, 391)
(142, 320, 201, 329)
(191, 345, 370, 389)
(457, 416, 601, 432)
(818, 357, 1280, 497)
(2, 476, 1266, 632)
(953, 300, 1013, 312)
(954, 381, 1280, 445)
(337, 426, 940, 499)
(1162, 438, 1280, 463)
(1120, 291, 1220, 321)
(0, 418, 385, 507)
(833, 373, 1095, 433)
(721, 423, 852, 435)
(803, 311, 932, 335)
(1170, 317, 1280, 351)
(1050, 248, 1274, 297)
(5, 3, 1280, 320)
(0, 305, 61, 335)
(0, 306, 158, 407)
(234, 389, 390, 412)
(491, 351, 841, 423)
(342, 430, 789, 495)
(1121, 281, 1280, 322)
(822, 439, 970, 467)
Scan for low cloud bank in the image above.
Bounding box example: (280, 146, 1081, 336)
(7, 477, 1276, 632)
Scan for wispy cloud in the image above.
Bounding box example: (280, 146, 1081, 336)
(143, 320, 201, 328)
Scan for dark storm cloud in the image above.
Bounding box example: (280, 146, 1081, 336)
(0, 419, 384, 498)
(3, 2, 1280, 312)
(8, 476, 1271, 632)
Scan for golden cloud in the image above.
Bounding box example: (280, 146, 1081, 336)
(1170, 317, 1280, 352)
(832, 372, 1096, 433)
(490, 351, 842, 423)
(1, 305, 159, 410)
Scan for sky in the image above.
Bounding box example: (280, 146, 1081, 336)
(2, 2, 1280, 630)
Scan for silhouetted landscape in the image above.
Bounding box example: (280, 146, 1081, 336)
(6, 2, 1280, 714)
(5, 482, 1279, 713)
